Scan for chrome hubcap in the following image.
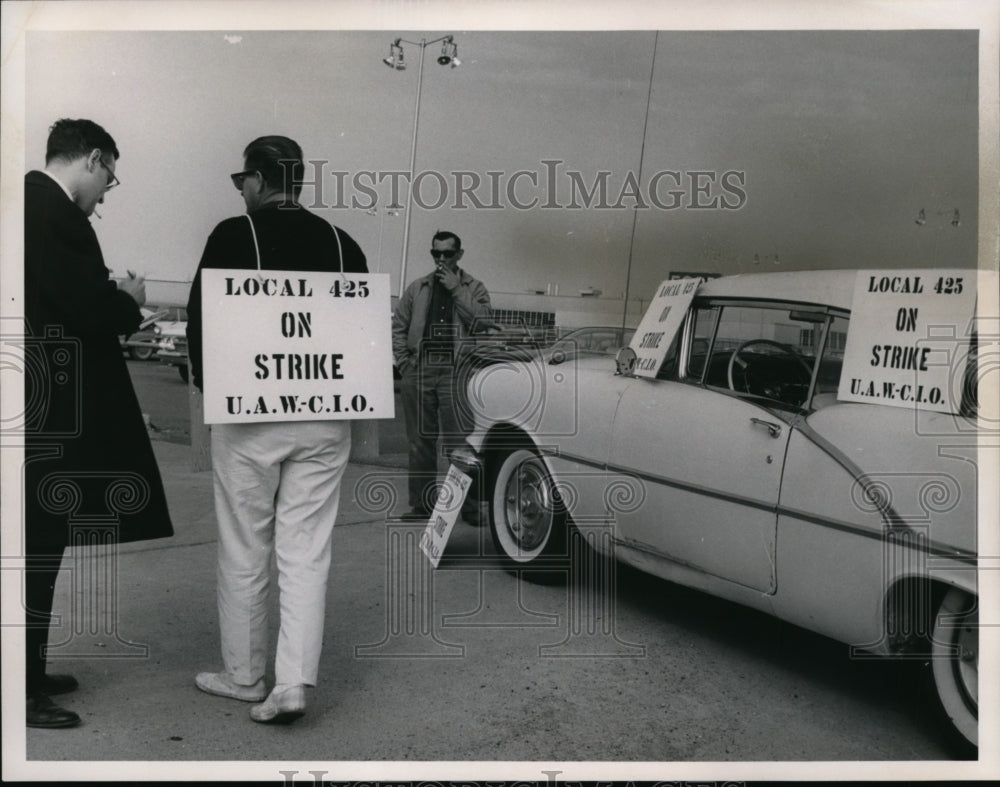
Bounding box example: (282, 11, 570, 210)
(503, 459, 553, 552)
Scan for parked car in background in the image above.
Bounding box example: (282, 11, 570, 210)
(454, 269, 986, 751)
(543, 325, 636, 364)
(465, 324, 636, 368)
(150, 306, 189, 382)
(119, 307, 166, 361)
(463, 322, 554, 367)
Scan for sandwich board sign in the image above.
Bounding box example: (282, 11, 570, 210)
(201, 270, 394, 424)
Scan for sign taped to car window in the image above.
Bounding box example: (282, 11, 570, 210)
(837, 270, 977, 414)
(627, 278, 701, 377)
(201, 270, 394, 423)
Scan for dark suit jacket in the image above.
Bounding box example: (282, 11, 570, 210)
(186, 201, 367, 391)
(23, 170, 174, 551)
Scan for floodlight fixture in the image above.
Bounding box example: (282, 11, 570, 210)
(383, 39, 405, 70)
(437, 37, 459, 67)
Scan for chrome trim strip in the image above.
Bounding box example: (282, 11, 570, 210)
(550, 449, 977, 566)
(552, 450, 778, 514)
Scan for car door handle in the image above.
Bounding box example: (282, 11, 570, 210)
(750, 417, 782, 438)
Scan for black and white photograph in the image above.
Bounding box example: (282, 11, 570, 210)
(1, 0, 997, 783)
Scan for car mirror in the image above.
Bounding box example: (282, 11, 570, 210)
(615, 346, 637, 376)
(789, 309, 827, 324)
(548, 348, 574, 365)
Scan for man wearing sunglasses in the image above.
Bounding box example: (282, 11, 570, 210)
(187, 135, 367, 725)
(392, 230, 492, 521)
(23, 118, 174, 729)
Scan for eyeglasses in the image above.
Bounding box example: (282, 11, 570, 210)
(98, 159, 120, 190)
(430, 249, 458, 259)
(230, 170, 257, 190)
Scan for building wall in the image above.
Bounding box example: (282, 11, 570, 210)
(147, 281, 652, 329)
(490, 291, 649, 330)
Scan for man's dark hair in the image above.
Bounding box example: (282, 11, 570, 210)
(243, 135, 304, 195)
(45, 119, 119, 165)
(433, 230, 462, 249)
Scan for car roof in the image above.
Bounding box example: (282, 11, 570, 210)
(695, 270, 857, 310)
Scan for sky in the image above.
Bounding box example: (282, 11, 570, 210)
(14, 18, 985, 309)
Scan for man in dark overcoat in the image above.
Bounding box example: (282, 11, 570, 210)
(23, 118, 174, 728)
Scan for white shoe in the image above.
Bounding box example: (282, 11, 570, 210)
(249, 683, 306, 724)
(195, 671, 267, 702)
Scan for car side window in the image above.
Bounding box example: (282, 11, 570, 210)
(691, 303, 828, 409)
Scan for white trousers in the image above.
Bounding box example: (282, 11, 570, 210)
(211, 420, 351, 686)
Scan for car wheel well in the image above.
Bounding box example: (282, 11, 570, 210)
(885, 576, 975, 654)
(884, 577, 978, 751)
(484, 441, 573, 582)
(884, 577, 970, 653)
(481, 424, 539, 470)
(479, 424, 582, 531)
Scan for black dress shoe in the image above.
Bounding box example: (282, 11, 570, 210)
(26, 693, 81, 729)
(41, 673, 79, 696)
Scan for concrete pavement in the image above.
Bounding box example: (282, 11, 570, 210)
(23, 438, 517, 767)
(17, 438, 960, 772)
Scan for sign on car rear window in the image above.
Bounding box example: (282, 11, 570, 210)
(837, 270, 977, 414)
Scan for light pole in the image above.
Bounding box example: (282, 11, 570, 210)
(382, 34, 461, 297)
(621, 31, 658, 335)
(365, 205, 400, 273)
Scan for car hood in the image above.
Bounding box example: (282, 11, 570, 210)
(466, 353, 617, 438)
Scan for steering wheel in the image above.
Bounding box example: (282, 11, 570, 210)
(727, 339, 812, 394)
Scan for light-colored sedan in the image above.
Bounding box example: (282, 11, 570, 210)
(455, 269, 989, 750)
(543, 325, 636, 364)
(150, 306, 189, 382)
(120, 306, 167, 361)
